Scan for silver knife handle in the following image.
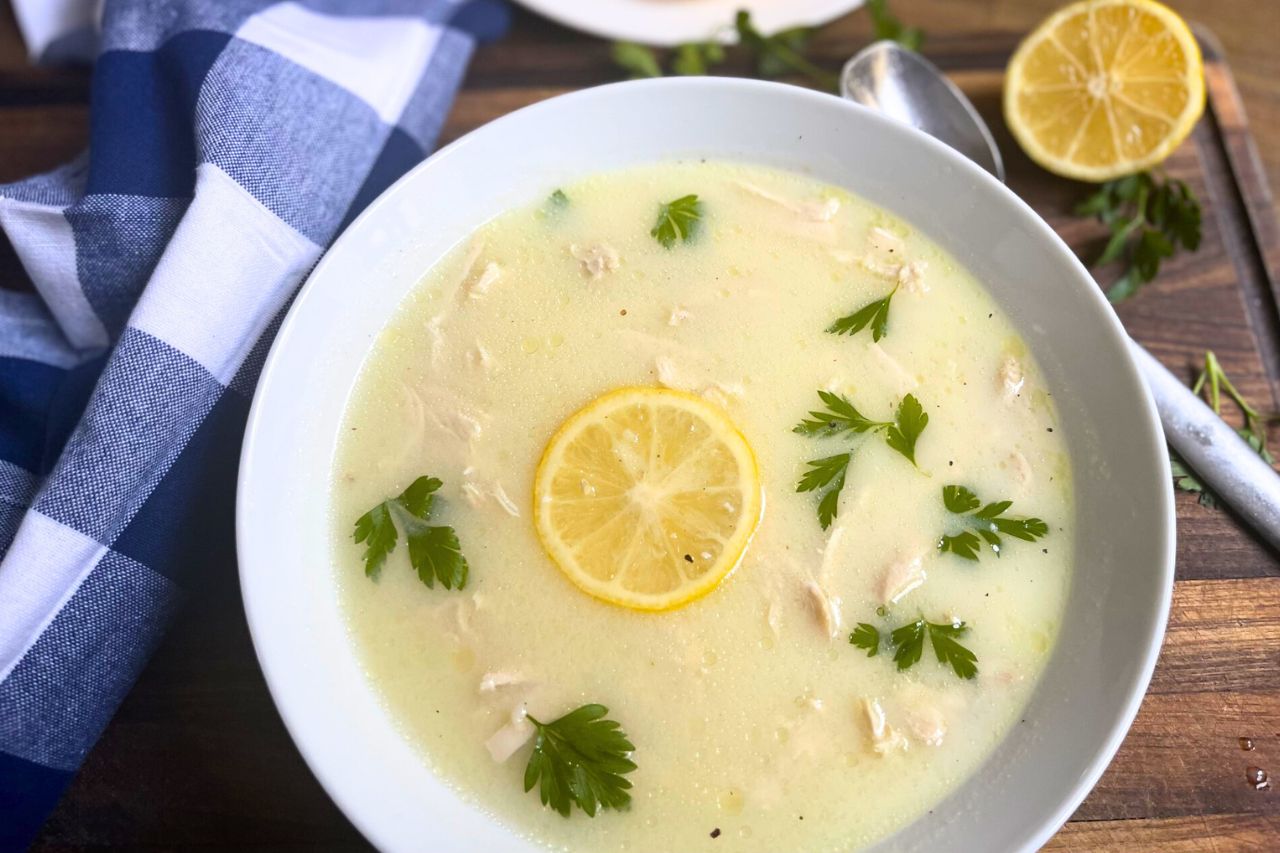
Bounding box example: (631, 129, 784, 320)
(1131, 340, 1280, 552)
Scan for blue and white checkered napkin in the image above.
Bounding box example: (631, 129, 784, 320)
(0, 1, 508, 846)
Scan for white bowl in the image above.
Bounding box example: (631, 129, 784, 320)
(237, 78, 1175, 853)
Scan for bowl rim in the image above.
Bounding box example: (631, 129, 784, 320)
(236, 76, 1175, 853)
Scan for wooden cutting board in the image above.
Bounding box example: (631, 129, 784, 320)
(3, 8, 1277, 852)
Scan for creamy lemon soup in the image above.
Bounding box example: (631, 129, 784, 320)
(332, 161, 1072, 852)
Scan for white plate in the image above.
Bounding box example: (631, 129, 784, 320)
(237, 78, 1175, 852)
(513, 0, 866, 46)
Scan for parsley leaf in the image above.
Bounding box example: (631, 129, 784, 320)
(352, 475, 469, 589)
(827, 287, 896, 341)
(867, 0, 925, 51)
(524, 704, 637, 818)
(735, 11, 838, 92)
(1170, 350, 1278, 507)
(885, 393, 928, 466)
(651, 194, 702, 248)
(794, 390, 888, 436)
(1075, 172, 1202, 303)
(611, 41, 662, 78)
(849, 622, 881, 656)
(794, 391, 929, 528)
(889, 618, 926, 671)
(938, 530, 982, 560)
(548, 189, 569, 209)
(672, 41, 725, 75)
(928, 621, 978, 679)
(796, 453, 849, 530)
(884, 617, 977, 679)
(937, 484, 1047, 561)
(942, 484, 981, 514)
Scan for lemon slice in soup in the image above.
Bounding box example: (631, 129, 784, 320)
(534, 387, 763, 611)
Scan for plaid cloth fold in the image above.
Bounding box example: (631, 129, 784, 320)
(0, 1, 508, 847)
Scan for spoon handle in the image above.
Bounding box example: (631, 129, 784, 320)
(1131, 341, 1280, 551)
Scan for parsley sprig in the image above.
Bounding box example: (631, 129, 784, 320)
(867, 0, 924, 51)
(524, 704, 637, 818)
(827, 286, 897, 342)
(352, 475, 469, 589)
(937, 484, 1048, 561)
(609, 6, 925, 93)
(651, 194, 703, 247)
(849, 616, 977, 680)
(1075, 172, 1202, 303)
(794, 391, 928, 529)
(1171, 350, 1278, 507)
(611, 40, 725, 78)
(734, 11, 837, 91)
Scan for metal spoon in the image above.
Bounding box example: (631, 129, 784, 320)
(841, 39, 1280, 552)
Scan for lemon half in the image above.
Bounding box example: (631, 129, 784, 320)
(1005, 0, 1205, 182)
(533, 387, 763, 611)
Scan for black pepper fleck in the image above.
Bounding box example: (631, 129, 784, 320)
(620, 309, 627, 316)
(684, 554, 694, 563)
(710, 828, 721, 839)
(1047, 427, 1054, 432)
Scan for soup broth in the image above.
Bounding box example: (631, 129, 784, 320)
(332, 161, 1072, 852)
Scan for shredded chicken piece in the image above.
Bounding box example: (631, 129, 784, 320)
(765, 600, 781, 641)
(877, 552, 927, 605)
(803, 579, 842, 641)
(425, 315, 445, 366)
(904, 704, 948, 747)
(461, 470, 521, 517)
(818, 523, 849, 586)
(998, 355, 1025, 400)
(897, 259, 929, 294)
(438, 594, 482, 644)
(866, 342, 918, 396)
(702, 381, 745, 408)
(869, 226, 906, 255)
(463, 261, 501, 300)
(1008, 450, 1033, 490)
(433, 407, 485, 445)
(468, 342, 496, 372)
(861, 698, 909, 755)
(479, 672, 526, 693)
(655, 355, 684, 390)
(456, 240, 484, 288)
(491, 482, 520, 517)
(569, 242, 620, 280)
(668, 305, 693, 326)
(735, 181, 841, 222)
(485, 704, 534, 763)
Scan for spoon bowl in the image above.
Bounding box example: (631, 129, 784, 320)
(841, 40, 1005, 181)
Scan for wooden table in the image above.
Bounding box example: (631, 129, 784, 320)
(3, 2, 1278, 850)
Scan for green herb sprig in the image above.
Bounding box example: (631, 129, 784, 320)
(611, 40, 725, 78)
(1075, 172, 1202, 303)
(352, 475, 469, 589)
(609, 7, 925, 93)
(524, 704, 637, 818)
(1171, 350, 1278, 507)
(937, 485, 1048, 561)
(651, 194, 703, 247)
(733, 11, 837, 91)
(867, 0, 924, 51)
(849, 616, 977, 680)
(794, 391, 928, 529)
(827, 286, 897, 342)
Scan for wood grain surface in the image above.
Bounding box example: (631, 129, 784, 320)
(2, 2, 1278, 850)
